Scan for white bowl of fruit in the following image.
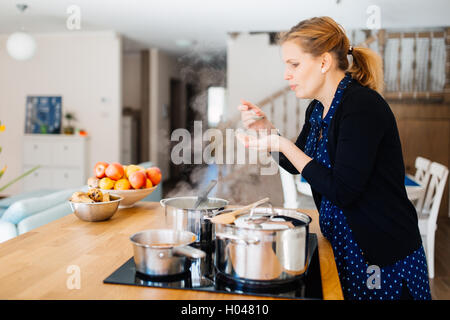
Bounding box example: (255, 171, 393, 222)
(88, 162, 161, 208)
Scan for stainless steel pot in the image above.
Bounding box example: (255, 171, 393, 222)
(160, 196, 228, 244)
(130, 229, 206, 276)
(214, 207, 311, 281)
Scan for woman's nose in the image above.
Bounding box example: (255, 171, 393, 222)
(284, 69, 292, 80)
(284, 68, 292, 80)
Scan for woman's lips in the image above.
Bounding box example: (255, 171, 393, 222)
(290, 85, 297, 91)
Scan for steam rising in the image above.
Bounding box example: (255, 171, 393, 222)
(164, 48, 284, 206)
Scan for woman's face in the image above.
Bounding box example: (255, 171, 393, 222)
(281, 41, 324, 99)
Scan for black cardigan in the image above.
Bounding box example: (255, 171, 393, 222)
(274, 79, 422, 267)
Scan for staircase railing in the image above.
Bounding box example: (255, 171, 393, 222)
(382, 29, 448, 102)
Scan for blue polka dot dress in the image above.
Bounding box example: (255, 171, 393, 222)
(303, 74, 432, 300)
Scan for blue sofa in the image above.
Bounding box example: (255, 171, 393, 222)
(0, 162, 162, 243)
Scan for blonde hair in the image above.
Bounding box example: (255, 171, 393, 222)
(278, 16, 384, 93)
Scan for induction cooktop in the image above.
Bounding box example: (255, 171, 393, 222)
(104, 233, 322, 300)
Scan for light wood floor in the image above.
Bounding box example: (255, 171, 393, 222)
(429, 217, 450, 300)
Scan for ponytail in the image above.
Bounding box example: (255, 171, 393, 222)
(349, 47, 384, 93)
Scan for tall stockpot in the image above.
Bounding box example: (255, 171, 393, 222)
(160, 196, 228, 245)
(214, 207, 312, 281)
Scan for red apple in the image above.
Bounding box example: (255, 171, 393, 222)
(145, 167, 162, 186)
(129, 171, 147, 189)
(94, 162, 109, 179)
(105, 162, 124, 181)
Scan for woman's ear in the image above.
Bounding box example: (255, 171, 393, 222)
(320, 52, 332, 74)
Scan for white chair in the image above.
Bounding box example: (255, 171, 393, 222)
(409, 156, 431, 213)
(417, 161, 449, 279)
(295, 175, 313, 197)
(279, 165, 300, 208)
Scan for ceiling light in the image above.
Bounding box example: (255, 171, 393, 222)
(7, 4, 37, 61)
(7, 32, 36, 61)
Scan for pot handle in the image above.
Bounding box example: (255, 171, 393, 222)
(160, 198, 171, 207)
(203, 208, 232, 221)
(173, 246, 206, 259)
(216, 233, 260, 245)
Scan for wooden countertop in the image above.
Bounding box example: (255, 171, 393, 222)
(0, 202, 343, 300)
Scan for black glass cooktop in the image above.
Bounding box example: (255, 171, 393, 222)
(103, 233, 322, 300)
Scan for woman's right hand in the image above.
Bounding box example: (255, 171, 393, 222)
(238, 99, 275, 133)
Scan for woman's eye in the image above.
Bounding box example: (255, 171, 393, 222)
(291, 63, 299, 68)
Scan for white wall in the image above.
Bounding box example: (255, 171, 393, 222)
(226, 32, 310, 139)
(0, 31, 122, 196)
(227, 33, 286, 120)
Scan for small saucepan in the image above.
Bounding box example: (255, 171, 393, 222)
(130, 229, 206, 277)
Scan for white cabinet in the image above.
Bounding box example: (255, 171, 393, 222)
(22, 166, 54, 190)
(52, 141, 84, 167)
(22, 134, 89, 192)
(23, 140, 52, 166)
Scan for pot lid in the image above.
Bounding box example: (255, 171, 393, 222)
(234, 214, 294, 230)
(227, 207, 311, 230)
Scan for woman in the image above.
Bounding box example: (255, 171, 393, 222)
(237, 16, 431, 300)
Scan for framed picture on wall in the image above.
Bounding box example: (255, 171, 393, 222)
(24, 96, 62, 134)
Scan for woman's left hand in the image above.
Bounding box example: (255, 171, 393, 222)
(236, 132, 282, 152)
